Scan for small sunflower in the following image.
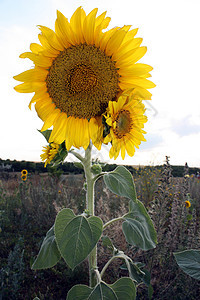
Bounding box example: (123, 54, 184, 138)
(14, 7, 155, 151)
(21, 169, 28, 176)
(185, 200, 191, 208)
(41, 142, 59, 167)
(21, 175, 27, 181)
(104, 90, 147, 159)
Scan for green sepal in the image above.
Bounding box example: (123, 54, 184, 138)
(38, 129, 52, 142)
(103, 166, 137, 201)
(31, 226, 61, 270)
(174, 249, 200, 280)
(122, 200, 157, 250)
(66, 278, 136, 300)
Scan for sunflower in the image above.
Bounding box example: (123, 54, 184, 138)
(21, 169, 28, 176)
(104, 90, 147, 159)
(41, 142, 59, 167)
(21, 175, 27, 181)
(185, 200, 191, 208)
(14, 7, 155, 151)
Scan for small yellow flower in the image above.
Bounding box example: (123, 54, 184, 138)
(104, 90, 147, 159)
(21, 169, 28, 176)
(21, 175, 27, 181)
(185, 200, 191, 208)
(41, 142, 59, 167)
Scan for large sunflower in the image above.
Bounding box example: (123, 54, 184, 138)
(104, 90, 148, 159)
(14, 7, 155, 151)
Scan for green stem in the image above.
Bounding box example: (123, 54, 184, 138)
(103, 216, 124, 230)
(82, 143, 97, 288)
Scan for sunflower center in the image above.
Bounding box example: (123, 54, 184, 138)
(114, 110, 132, 138)
(46, 44, 119, 119)
(69, 64, 97, 94)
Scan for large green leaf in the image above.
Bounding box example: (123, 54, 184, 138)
(55, 209, 103, 269)
(103, 166, 137, 202)
(110, 277, 136, 299)
(66, 278, 136, 300)
(32, 226, 61, 270)
(174, 249, 200, 280)
(122, 200, 157, 250)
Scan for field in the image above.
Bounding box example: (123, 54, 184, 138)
(0, 163, 200, 299)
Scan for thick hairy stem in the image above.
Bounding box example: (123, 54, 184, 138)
(82, 143, 97, 287)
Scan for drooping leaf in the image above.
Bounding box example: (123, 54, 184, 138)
(103, 166, 137, 202)
(174, 249, 200, 280)
(55, 209, 103, 269)
(66, 278, 136, 300)
(122, 200, 157, 250)
(32, 226, 61, 270)
(38, 129, 52, 142)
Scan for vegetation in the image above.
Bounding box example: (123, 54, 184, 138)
(0, 158, 200, 299)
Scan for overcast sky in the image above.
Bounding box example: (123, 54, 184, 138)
(0, 0, 200, 167)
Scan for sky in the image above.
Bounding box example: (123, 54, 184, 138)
(0, 0, 200, 167)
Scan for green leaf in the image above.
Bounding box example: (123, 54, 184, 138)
(66, 278, 136, 300)
(110, 277, 136, 300)
(66, 284, 92, 300)
(55, 209, 103, 269)
(174, 249, 200, 280)
(148, 284, 154, 300)
(38, 129, 52, 142)
(122, 200, 157, 250)
(31, 226, 61, 270)
(54, 208, 75, 244)
(129, 262, 146, 284)
(103, 166, 137, 202)
(101, 235, 115, 252)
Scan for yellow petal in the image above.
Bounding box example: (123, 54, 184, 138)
(120, 77, 156, 89)
(49, 113, 67, 143)
(70, 6, 86, 44)
(116, 47, 147, 68)
(89, 117, 103, 149)
(105, 29, 127, 57)
(14, 68, 48, 82)
(99, 27, 119, 52)
(38, 33, 60, 57)
(30, 43, 43, 54)
(65, 117, 74, 150)
(28, 87, 48, 109)
(38, 25, 64, 51)
(41, 108, 60, 131)
(121, 145, 126, 160)
(35, 98, 53, 121)
(19, 52, 53, 68)
(14, 82, 44, 93)
(56, 10, 76, 45)
(83, 8, 98, 44)
(118, 63, 153, 77)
